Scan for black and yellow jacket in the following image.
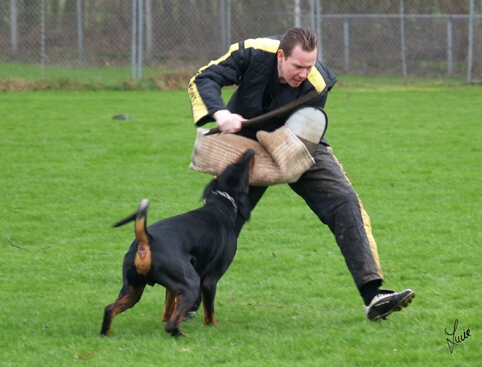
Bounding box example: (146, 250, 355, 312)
(188, 35, 337, 138)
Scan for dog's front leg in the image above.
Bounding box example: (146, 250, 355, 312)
(161, 289, 176, 322)
(164, 289, 199, 336)
(201, 278, 218, 325)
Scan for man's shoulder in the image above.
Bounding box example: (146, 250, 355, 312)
(243, 37, 280, 54)
(314, 61, 338, 90)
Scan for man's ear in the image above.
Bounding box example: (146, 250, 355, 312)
(277, 49, 285, 63)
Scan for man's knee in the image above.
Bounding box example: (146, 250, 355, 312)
(306, 183, 360, 225)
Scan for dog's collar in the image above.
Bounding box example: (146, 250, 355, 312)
(211, 190, 237, 213)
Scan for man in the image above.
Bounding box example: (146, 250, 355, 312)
(188, 27, 414, 321)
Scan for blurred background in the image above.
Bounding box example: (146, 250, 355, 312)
(1, 0, 481, 88)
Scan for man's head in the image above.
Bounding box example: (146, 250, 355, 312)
(277, 27, 318, 88)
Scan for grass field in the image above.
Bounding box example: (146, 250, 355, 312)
(1, 84, 481, 366)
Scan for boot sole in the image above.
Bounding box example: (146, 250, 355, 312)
(372, 291, 415, 321)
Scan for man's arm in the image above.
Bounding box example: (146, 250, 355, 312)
(188, 42, 246, 127)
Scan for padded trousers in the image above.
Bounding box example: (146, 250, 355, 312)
(234, 141, 384, 290)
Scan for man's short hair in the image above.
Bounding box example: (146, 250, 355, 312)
(279, 27, 318, 58)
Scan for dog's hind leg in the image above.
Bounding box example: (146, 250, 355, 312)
(100, 284, 146, 336)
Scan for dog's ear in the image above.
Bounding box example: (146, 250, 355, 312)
(237, 194, 251, 221)
(202, 177, 217, 202)
(237, 149, 254, 221)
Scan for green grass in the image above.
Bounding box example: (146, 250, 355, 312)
(1, 85, 481, 366)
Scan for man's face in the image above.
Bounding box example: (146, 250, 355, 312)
(277, 45, 317, 88)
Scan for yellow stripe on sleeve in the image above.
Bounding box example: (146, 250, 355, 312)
(198, 43, 240, 73)
(188, 43, 241, 124)
(307, 68, 327, 94)
(244, 38, 280, 53)
(188, 76, 209, 124)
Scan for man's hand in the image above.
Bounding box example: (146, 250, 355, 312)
(213, 110, 247, 134)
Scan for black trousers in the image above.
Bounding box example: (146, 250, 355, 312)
(235, 142, 384, 290)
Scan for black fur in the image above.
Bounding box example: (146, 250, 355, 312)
(101, 149, 255, 337)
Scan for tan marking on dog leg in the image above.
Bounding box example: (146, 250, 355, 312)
(162, 289, 177, 322)
(165, 294, 188, 337)
(203, 308, 217, 325)
(101, 285, 145, 336)
(201, 291, 217, 325)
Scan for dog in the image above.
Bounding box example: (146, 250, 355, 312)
(100, 149, 255, 337)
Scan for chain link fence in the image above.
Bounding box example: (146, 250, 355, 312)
(1, 0, 481, 87)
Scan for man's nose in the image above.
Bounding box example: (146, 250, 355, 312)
(299, 69, 308, 79)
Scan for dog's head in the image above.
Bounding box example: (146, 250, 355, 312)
(202, 149, 255, 221)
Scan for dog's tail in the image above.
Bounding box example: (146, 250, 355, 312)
(113, 199, 152, 276)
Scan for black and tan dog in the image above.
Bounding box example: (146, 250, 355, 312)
(101, 149, 255, 337)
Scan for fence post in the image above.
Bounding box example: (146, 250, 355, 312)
(220, 0, 226, 52)
(218, 0, 231, 52)
(310, 0, 315, 29)
(316, 0, 323, 62)
(447, 17, 452, 77)
(294, 0, 301, 27)
(76, 0, 83, 63)
(131, 0, 137, 81)
(137, 0, 144, 81)
(40, 0, 45, 79)
(145, 0, 152, 65)
(227, 0, 231, 48)
(467, 0, 474, 84)
(343, 18, 349, 73)
(10, 0, 17, 59)
(400, 0, 407, 81)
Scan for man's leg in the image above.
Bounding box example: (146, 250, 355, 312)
(289, 143, 383, 288)
(289, 142, 414, 320)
